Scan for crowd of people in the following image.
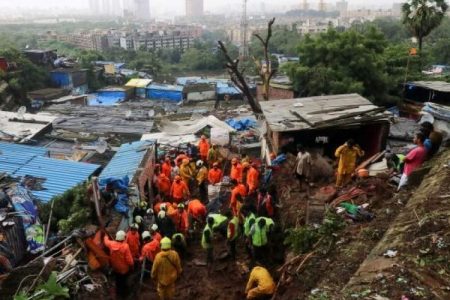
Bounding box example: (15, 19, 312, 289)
(102, 121, 443, 299)
(104, 135, 276, 300)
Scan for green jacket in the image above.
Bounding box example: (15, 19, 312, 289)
(201, 225, 213, 249)
(244, 213, 256, 237)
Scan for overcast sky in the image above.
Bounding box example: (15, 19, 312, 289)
(0, 0, 401, 15)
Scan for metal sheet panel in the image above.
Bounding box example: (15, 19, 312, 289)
(99, 140, 155, 181)
(13, 156, 100, 203)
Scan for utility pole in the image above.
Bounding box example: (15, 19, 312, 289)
(239, 0, 249, 60)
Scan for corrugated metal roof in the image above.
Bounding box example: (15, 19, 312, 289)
(0, 142, 99, 203)
(99, 140, 155, 181)
(0, 143, 49, 157)
(13, 156, 99, 203)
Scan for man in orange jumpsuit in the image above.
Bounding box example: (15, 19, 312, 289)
(172, 203, 189, 235)
(187, 199, 207, 231)
(230, 158, 243, 182)
(157, 173, 172, 199)
(170, 175, 190, 203)
(103, 230, 134, 298)
(198, 135, 210, 162)
(140, 231, 160, 277)
(125, 224, 140, 260)
(208, 162, 223, 185)
(161, 157, 172, 179)
(230, 179, 248, 216)
(247, 163, 260, 194)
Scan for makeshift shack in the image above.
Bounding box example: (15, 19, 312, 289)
(88, 86, 133, 106)
(23, 49, 57, 66)
(99, 140, 156, 202)
(184, 82, 217, 102)
(147, 83, 184, 102)
(50, 68, 88, 95)
(402, 81, 450, 116)
(260, 94, 391, 157)
(125, 78, 153, 99)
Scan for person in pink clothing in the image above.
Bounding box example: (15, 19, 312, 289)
(398, 132, 427, 191)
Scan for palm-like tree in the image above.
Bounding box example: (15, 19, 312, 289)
(402, 0, 448, 52)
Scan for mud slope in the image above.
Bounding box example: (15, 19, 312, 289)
(342, 149, 450, 299)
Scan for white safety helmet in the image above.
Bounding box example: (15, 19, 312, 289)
(142, 231, 151, 240)
(196, 160, 204, 167)
(135, 215, 143, 224)
(158, 210, 166, 219)
(151, 224, 158, 231)
(115, 230, 126, 241)
(146, 208, 154, 215)
(130, 223, 139, 229)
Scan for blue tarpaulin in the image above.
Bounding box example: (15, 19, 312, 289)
(88, 90, 128, 106)
(98, 176, 130, 214)
(226, 118, 257, 131)
(147, 84, 183, 102)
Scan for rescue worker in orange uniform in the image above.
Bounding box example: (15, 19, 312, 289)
(103, 230, 134, 298)
(140, 231, 161, 263)
(125, 223, 141, 260)
(157, 173, 172, 200)
(208, 162, 223, 185)
(187, 199, 207, 231)
(198, 135, 210, 162)
(230, 158, 243, 182)
(247, 163, 260, 195)
(151, 237, 182, 300)
(161, 157, 172, 180)
(150, 224, 163, 243)
(172, 203, 189, 235)
(230, 179, 248, 216)
(170, 175, 190, 203)
(175, 152, 189, 167)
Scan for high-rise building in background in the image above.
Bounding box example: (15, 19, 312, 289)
(89, 0, 101, 15)
(186, 0, 204, 17)
(336, 0, 348, 17)
(134, 0, 151, 20)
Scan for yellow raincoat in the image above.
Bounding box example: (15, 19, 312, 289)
(151, 250, 182, 300)
(179, 160, 193, 185)
(335, 144, 365, 175)
(245, 266, 276, 299)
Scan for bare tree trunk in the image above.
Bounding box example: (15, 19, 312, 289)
(254, 18, 277, 101)
(217, 41, 262, 114)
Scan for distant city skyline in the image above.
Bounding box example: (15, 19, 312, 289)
(0, 0, 405, 17)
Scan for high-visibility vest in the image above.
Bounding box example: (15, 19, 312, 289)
(201, 225, 213, 249)
(227, 216, 239, 241)
(209, 214, 227, 230)
(252, 223, 268, 247)
(244, 213, 256, 237)
(259, 217, 275, 231)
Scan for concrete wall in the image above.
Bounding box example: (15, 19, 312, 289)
(257, 84, 295, 101)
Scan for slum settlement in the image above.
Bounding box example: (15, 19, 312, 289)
(0, 67, 449, 300)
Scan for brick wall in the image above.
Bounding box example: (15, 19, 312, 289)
(257, 84, 295, 101)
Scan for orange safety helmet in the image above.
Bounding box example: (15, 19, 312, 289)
(357, 169, 369, 178)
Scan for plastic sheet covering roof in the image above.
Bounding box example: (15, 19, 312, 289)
(0, 142, 99, 203)
(88, 93, 125, 106)
(126, 79, 152, 88)
(160, 115, 236, 136)
(141, 132, 197, 146)
(99, 140, 155, 181)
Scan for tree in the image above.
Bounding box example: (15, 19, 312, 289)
(402, 0, 448, 52)
(284, 28, 392, 105)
